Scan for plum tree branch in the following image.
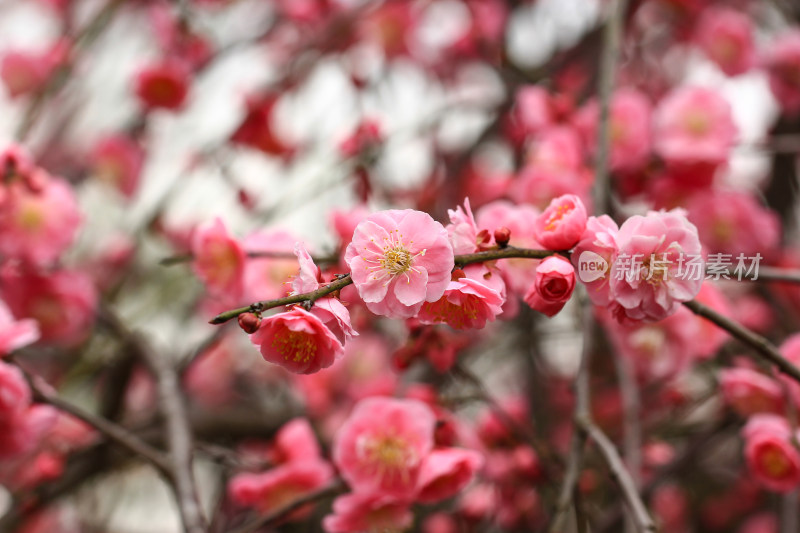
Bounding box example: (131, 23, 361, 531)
(208, 247, 560, 325)
(10, 359, 171, 475)
(683, 300, 800, 383)
(578, 416, 657, 533)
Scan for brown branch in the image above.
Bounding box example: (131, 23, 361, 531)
(100, 307, 208, 533)
(548, 300, 593, 533)
(10, 359, 171, 475)
(228, 480, 345, 533)
(209, 247, 559, 325)
(143, 349, 208, 533)
(683, 300, 800, 384)
(592, 0, 629, 215)
(578, 416, 657, 533)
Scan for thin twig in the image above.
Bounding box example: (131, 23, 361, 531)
(683, 300, 800, 384)
(228, 480, 345, 533)
(614, 352, 641, 533)
(578, 417, 657, 533)
(209, 247, 559, 325)
(548, 300, 593, 533)
(592, 0, 629, 215)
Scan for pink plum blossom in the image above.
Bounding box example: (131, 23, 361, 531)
(653, 86, 737, 181)
(0, 268, 97, 347)
(345, 209, 454, 319)
(572, 215, 619, 306)
(133, 58, 191, 111)
(445, 198, 485, 255)
(694, 7, 755, 76)
(533, 194, 588, 251)
(609, 209, 704, 323)
(332, 397, 436, 500)
(293, 244, 357, 345)
(0, 361, 31, 424)
(524, 256, 576, 317)
(416, 447, 483, 503)
(763, 30, 800, 115)
(323, 492, 413, 533)
(0, 300, 39, 357)
(191, 218, 246, 299)
(241, 229, 302, 302)
(573, 88, 653, 173)
(229, 459, 334, 517)
(417, 266, 505, 330)
(615, 310, 678, 360)
(743, 415, 800, 493)
(90, 134, 145, 199)
(269, 418, 322, 465)
(251, 306, 343, 374)
(720, 367, 785, 418)
(0, 177, 82, 267)
(687, 190, 780, 259)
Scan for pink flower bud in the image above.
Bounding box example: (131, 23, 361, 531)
(533, 194, 587, 251)
(524, 256, 575, 317)
(493, 226, 511, 247)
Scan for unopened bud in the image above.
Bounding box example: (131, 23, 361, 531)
(451, 268, 466, 281)
(238, 312, 261, 334)
(494, 227, 511, 247)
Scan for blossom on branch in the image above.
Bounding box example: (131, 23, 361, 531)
(345, 209, 454, 319)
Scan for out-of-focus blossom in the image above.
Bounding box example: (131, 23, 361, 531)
(134, 58, 192, 111)
(694, 7, 755, 76)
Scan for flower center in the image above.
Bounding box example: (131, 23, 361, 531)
(272, 329, 317, 363)
(382, 246, 412, 276)
(360, 433, 416, 483)
(362, 229, 426, 283)
(761, 445, 792, 478)
(684, 111, 710, 136)
(643, 255, 670, 285)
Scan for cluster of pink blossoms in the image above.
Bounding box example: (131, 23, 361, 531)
(227, 397, 482, 532)
(220, 194, 708, 378)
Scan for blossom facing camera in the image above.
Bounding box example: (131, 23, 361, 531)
(743, 415, 800, 493)
(609, 209, 704, 323)
(250, 307, 343, 374)
(533, 194, 587, 251)
(345, 210, 454, 319)
(134, 59, 191, 111)
(332, 397, 436, 500)
(524, 256, 576, 317)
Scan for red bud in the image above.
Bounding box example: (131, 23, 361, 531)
(238, 312, 261, 334)
(494, 227, 511, 247)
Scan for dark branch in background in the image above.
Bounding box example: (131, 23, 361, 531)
(593, 0, 629, 215)
(101, 309, 208, 533)
(142, 348, 208, 533)
(684, 300, 800, 383)
(10, 358, 171, 475)
(578, 417, 657, 533)
(548, 301, 594, 533)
